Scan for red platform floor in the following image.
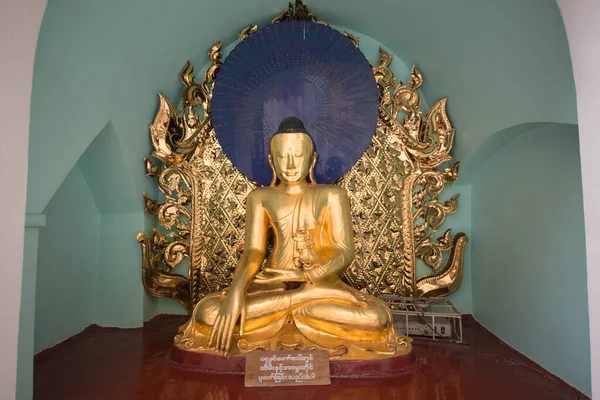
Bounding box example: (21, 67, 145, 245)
(34, 314, 588, 400)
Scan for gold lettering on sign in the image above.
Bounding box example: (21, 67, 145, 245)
(245, 350, 331, 387)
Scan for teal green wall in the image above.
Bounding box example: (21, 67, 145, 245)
(26, 0, 576, 331)
(34, 121, 150, 353)
(27, 0, 575, 217)
(23, 0, 586, 396)
(94, 213, 145, 327)
(471, 123, 590, 395)
(35, 164, 100, 353)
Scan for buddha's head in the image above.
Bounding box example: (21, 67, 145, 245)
(268, 117, 317, 185)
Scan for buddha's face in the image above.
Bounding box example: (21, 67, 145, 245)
(269, 133, 314, 184)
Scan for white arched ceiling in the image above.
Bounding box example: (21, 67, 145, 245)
(27, 0, 575, 214)
(557, 0, 600, 397)
(0, 1, 47, 398)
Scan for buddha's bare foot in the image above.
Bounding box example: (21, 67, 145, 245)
(352, 291, 369, 306)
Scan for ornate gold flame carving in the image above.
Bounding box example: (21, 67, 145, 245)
(271, 0, 325, 24)
(138, 3, 468, 310)
(336, 51, 468, 298)
(238, 24, 258, 42)
(344, 32, 360, 47)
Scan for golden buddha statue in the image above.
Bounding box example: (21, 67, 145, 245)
(175, 117, 412, 360)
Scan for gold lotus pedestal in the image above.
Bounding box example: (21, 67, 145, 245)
(137, 0, 467, 379)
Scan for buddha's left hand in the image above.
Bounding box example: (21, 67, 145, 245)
(254, 268, 306, 284)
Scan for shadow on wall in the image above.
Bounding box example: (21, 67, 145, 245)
(468, 122, 590, 396)
(34, 121, 148, 353)
(459, 122, 550, 184)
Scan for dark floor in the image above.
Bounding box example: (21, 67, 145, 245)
(34, 314, 588, 400)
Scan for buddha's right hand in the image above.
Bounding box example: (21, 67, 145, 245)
(208, 287, 246, 356)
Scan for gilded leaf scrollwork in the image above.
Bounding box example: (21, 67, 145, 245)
(374, 54, 468, 296)
(138, 1, 468, 311)
(138, 43, 228, 310)
(271, 0, 325, 24)
(336, 48, 468, 298)
(238, 25, 258, 42)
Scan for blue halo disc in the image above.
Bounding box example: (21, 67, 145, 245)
(212, 21, 379, 186)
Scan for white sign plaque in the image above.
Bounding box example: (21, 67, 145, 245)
(244, 350, 331, 387)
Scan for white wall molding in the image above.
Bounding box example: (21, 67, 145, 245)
(557, 0, 600, 397)
(0, 1, 48, 398)
(25, 214, 47, 228)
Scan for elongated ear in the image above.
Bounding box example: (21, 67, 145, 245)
(268, 154, 277, 186)
(309, 152, 318, 183)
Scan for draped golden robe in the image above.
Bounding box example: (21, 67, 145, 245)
(175, 184, 411, 359)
